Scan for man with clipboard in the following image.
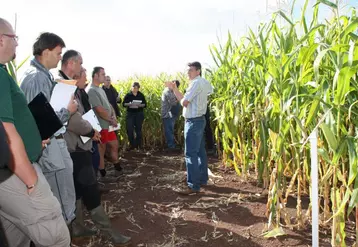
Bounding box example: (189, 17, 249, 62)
(20, 33, 78, 226)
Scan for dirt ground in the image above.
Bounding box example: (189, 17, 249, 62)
(71, 151, 344, 247)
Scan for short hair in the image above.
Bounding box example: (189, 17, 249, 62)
(173, 80, 180, 88)
(92, 66, 104, 78)
(62, 50, 81, 66)
(76, 67, 86, 78)
(33, 32, 65, 56)
(132, 82, 140, 88)
(188, 61, 202, 76)
(188, 61, 201, 70)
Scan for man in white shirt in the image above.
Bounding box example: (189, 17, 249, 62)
(168, 61, 213, 195)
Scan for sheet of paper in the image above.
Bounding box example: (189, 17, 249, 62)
(80, 136, 91, 143)
(131, 100, 142, 105)
(80, 110, 102, 143)
(109, 123, 120, 132)
(50, 83, 77, 112)
(82, 110, 102, 131)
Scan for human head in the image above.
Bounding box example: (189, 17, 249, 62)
(104, 75, 111, 87)
(131, 82, 140, 94)
(187, 61, 201, 80)
(0, 18, 18, 64)
(61, 49, 83, 78)
(92, 66, 105, 85)
(74, 68, 87, 89)
(33, 32, 66, 70)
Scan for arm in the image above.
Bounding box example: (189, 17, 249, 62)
(172, 87, 187, 106)
(3, 122, 38, 189)
(140, 93, 147, 108)
(93, 106, 112, 122)
(122, 93, 130, 107)
(172, 80, 202, 107)
(88, 89, 112, 122)
(2, 74, 37, 192)
(67, 112, 94, 136)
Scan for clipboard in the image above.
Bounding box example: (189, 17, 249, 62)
(28, 92, 63, 140)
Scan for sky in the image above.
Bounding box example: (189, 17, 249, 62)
(1, 0, 357, 80)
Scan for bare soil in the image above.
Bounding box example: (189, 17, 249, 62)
(71, 151, 349, 247)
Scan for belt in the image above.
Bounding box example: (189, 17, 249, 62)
(55, 134, 64, 140)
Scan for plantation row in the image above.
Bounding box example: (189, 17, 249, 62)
(110, 1, 357, 246)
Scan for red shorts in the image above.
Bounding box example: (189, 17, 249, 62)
(100, 129, 117, 144)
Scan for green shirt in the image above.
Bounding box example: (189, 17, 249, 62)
(88, 84, 112, 129)
(0, 66, 42, 163)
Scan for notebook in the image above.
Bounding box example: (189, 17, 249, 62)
(28, 92, 63, 140)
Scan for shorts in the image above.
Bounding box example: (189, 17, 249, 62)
(100, 129, 117, 144)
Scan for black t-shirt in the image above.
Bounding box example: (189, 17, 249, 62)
(0, 121, 12, 182)
(103, 85, 121, 117)
(122, 91, 147, 113)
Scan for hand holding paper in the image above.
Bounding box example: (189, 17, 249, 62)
(50, 82, 77, 112)
(67, 94, 78, 114)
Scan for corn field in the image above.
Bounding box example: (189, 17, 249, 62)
(114, 0, 358, 245)
(114, 73, 189, 150)
(207, 0, 358, 246)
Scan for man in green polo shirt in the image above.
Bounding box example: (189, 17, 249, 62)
(0, 18, 70, 247)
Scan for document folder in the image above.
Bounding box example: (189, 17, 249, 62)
(28, 92, 63, 140)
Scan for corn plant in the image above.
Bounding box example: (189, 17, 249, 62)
(113, 73, 189, 150)
(207, 0, 358, 245)
(6, 56, 30, 83)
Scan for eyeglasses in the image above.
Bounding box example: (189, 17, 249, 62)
(1, 34, 19, 42)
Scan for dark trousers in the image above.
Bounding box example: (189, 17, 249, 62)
(204, 107, 215, 150)
(126, 112, 144, 148)
(71, 151, 101, 211)
(92, 141, 100, 173)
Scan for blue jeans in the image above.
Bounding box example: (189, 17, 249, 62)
(163, 117, 177, 148)
(184, 116, 208, 191)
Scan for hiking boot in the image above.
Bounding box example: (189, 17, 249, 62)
(90, 205, 131, 246)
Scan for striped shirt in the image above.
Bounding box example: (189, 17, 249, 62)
(182, 76, 213, 119)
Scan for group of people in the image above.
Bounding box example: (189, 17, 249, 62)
(0, 15, 213, 247)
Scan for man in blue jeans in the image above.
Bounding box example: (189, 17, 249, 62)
(168, 61, 213, 195)
(161, 80, 181, 150)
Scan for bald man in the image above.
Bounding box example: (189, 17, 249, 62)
(0, 18, 70, 247)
